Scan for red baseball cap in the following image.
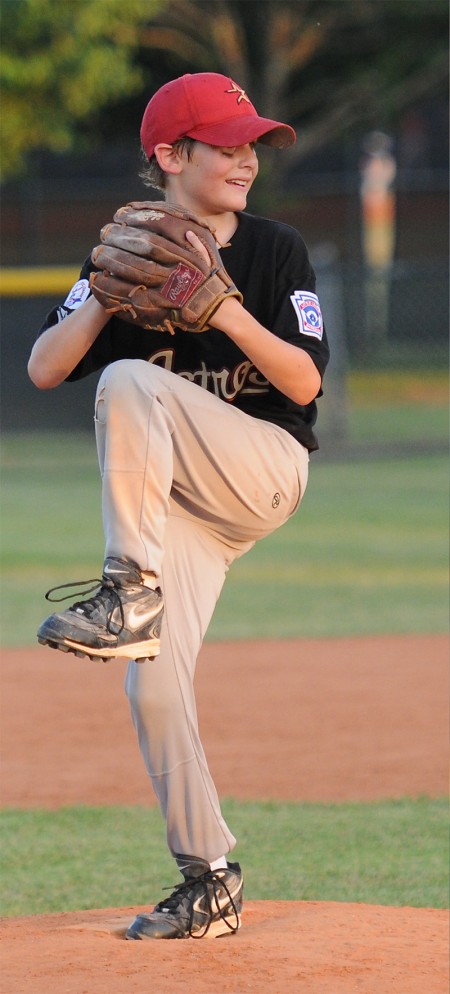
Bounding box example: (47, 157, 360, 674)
(140, 72, 296, 157)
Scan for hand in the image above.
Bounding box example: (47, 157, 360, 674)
(89, 200, 243, 333)
(185, 229, 244, 330)
(185, 229, 213, 266)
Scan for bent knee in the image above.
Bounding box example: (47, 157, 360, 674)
(96, 358, 147, 395)
(97, 358, 174, 398)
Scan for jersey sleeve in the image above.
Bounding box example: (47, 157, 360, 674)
(271, 225, 329, 380)
(35, 258, 117, 381)
(37, 258, 92, 334)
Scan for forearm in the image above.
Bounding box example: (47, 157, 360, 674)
(28, 297, 109, 389)
(210, 297, 321, 405)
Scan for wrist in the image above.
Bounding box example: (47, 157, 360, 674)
(210, 295, 247, 335)
(85, 293, 112, 325)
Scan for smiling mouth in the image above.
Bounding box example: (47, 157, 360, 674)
(227, 179, 247, 188)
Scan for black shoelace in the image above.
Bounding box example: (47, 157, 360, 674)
(44, 577, 125, 634)
(157, 869, 240, 938)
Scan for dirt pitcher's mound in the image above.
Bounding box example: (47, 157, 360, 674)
(1, 901, 448, 994)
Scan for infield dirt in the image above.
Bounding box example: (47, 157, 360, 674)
(1, 633, 448, 993)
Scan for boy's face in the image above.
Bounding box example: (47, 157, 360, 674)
(168, 141, 259, 216)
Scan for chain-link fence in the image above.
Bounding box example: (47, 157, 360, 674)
(312, 250, 448, 456)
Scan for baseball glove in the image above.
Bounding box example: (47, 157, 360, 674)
(89, 201, 242, 333)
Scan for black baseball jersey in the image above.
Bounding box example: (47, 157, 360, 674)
(38, 211, 330, 450)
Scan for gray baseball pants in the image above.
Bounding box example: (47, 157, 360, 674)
(94, 358, 309, 863)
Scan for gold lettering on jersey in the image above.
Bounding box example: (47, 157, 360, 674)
(145, 349, 269, 400)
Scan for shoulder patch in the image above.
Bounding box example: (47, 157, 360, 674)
(290, 291, 323, 340)
(63, 278, 90, 310)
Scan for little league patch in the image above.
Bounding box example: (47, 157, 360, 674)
(64, 279, 91, 310)
(290, 291, 323, 339)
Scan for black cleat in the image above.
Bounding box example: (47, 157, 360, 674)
(37, 557, 163, 661)
(126, 857, 243, 940)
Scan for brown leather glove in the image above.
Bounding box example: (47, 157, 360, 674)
(90, 201, 242, 333)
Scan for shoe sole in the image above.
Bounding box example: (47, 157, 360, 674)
(193, 913, 242, 938)
(37, 635, 160, 663)
(126, 913, 241, 940)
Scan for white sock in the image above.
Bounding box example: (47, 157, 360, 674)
(141, 571, 158, 590)
(209, 856, 228, 870)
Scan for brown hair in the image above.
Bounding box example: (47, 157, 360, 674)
(139, 137, 197, 191)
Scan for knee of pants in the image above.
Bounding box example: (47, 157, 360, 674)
(96, 358, 174, 399)
(95, 360, 178, 429)
(96, 358, 145, 401)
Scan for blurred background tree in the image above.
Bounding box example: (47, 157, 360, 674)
(134, 0, 447, 199)
(0, 0, 162, 180)
(2, 0, 447, 201)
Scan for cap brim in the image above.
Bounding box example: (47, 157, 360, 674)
(186, 116, 296, 150)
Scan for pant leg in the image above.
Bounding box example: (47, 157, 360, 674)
(95, 361, 175, 574)
(125, 510, 243, 862)
(96, 358, 309, 861)
(94, 358, 309, 574)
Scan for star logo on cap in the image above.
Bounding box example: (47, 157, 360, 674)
(225, 82, 251, 105)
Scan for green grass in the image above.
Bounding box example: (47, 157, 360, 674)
(0, 432, 448, 643)
(0, 797, 447, 916)
(347, 403, 447, 446)
(211, 450, 449, 639)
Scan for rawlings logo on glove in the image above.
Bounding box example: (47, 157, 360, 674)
(89, 201, 242, 334)
(162, 262, 204, 305)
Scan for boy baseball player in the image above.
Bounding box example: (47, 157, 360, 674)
(29, 72, 329, 939)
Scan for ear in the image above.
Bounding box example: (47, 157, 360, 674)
(154, 143, 184, 176)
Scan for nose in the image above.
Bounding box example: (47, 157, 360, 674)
(239, 144, 258, 169)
